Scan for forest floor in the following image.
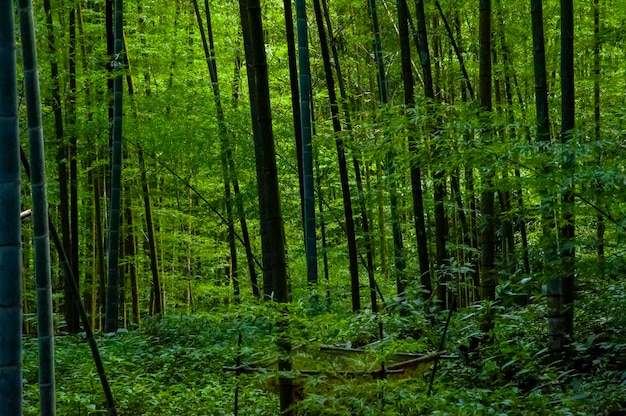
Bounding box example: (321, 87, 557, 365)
(21, 280, 626, 415)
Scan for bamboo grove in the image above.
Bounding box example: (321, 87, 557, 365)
(2, 0, 626, 412)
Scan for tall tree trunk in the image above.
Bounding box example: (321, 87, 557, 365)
(560, 0, 575, 337)
(531, 0, 561, 352)
(397, 0, 431, 301)
(106, 0, 114, 123)
(0, 7, 23, 413)
(243, 0, 294, 412)
(295, 0, 318, 288)
(68, 4, 81, 334)
(18, 0, 57, 411)
(285, 0, 306, 238)
(593, 0, 604, 279)
(238, 0, 273, 298)
(479, 0, 496, 310)
(105, 0, 124, 332)
(415, 0, 443, 305)
(313, 0, 361, 311)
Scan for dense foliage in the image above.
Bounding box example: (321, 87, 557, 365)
(7, 0, 626, 413)
(22, 278, 626, 414)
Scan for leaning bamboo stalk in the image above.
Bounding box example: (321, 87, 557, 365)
(20, 148, 118, 416)
(105, 0, 124, 333)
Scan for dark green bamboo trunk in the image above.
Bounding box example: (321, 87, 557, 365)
(414, 0, 441, 304)
(410, 0, 434, 307)
(243, 0, 294, 412)
(479, 0, 496, 308)
(0, 7, 23, 413)
(238, 0, 273, 298)
(68, 6, 81, 334)
(593, 0, 604, 278)
(295, 0, 318, 288)
(106, 0, 114, 122)
(18, 0, 57, 411)
(560, 0, 575, 337)
(530, 0, 561, 352)
(105, 0, 124, 333)
(284, 0, 306, 238)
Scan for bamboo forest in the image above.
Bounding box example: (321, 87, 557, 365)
(3, 0, 626, 414)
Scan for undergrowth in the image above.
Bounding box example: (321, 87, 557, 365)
(22, 281, 626, 415)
